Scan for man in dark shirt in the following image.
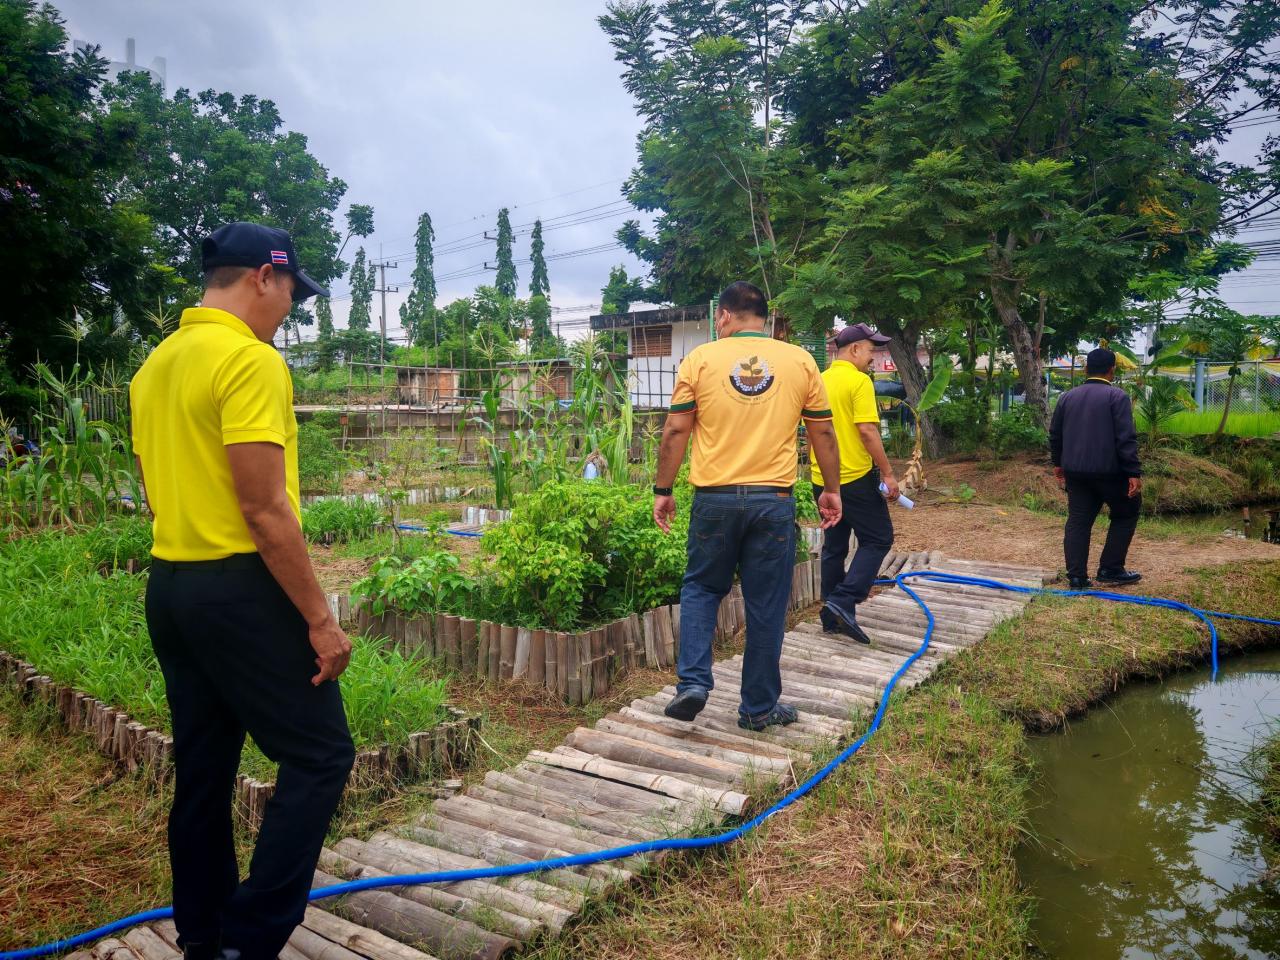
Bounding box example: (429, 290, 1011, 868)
(1048, 348, 1143, 590)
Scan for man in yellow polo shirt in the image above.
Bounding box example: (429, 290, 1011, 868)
(652, 281, 843, 731)
(131, 222, 354, 960)
(811, 323, 899, 645)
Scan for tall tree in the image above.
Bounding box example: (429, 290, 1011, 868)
(101, 72, 350, 299)
(399, 211, 438, 347)
(528, 219, 550, 298)
(338, 204, 374, 258)
(600, 0, 822, 312)
(600, 265, 652, 314)
(0, 0, 159, 400)
(528, 294, 554, 351)
(348, 248, 373, 332)
(494, 207, 517, 297)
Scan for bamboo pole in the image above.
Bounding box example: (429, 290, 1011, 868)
(499, 625, 517, 680)
(513, 628, 531, 680)
(477, 621, 491, 677)
(459, 618, 477, 675)
(528, 629, 546, 687)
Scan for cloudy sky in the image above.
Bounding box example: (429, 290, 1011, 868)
(58, 1, 1278, 340)
(59, 0, 650, 338)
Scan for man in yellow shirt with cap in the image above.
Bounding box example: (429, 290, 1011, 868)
(130, 222, 354, 960)
(811, 323, 899, 645)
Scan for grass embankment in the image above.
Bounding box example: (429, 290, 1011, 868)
(524, 560, 1280, 960)
(928, 437, 1280, 516)
(0, 522, 450, 782)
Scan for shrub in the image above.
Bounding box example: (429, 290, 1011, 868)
(301, 498, 384, 544)
(989, 406, 1048, 457)
(353, 550, 473, 618)
(481, 480, 689, 629)
(928, 398, 987, 454)
(298, 419, 349, 494)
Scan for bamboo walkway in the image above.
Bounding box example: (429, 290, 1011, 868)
(90, 552, 1052, 960)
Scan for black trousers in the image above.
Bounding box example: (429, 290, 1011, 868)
(1063, 473, 1142, 580)
(146, 554, 354, 959)
(812, 471, 895, 618)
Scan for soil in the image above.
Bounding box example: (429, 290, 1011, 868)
(890, 491, 1278, 598)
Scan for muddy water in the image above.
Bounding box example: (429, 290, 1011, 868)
(1018, 651, 1280, 959)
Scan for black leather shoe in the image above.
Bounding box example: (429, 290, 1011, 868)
(823, 601, 872, 645)
(1067, 576, 1093, 591)
(739, 702, 799, 731)
(1096, 568, 1142, 586)
(663, 687, 708, 722)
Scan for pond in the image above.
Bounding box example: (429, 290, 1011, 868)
(1018, 650, 1280, 959)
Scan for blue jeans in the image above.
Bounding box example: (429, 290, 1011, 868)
(676, 490, 797, 720)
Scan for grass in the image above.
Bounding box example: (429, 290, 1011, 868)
(0, 686, 172, 950)
(520, 560, 1280, 959)
(0, 526, 453, 783)
(1254, 730, 1280, 869)
(1144, 409, 1280, 439)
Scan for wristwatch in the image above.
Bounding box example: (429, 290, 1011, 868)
(652, 486, 673, 496)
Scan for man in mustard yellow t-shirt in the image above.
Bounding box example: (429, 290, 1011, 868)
(652, 281, 843, 731)
(131, 223, 353, 960)
(810, 323, 899, 644)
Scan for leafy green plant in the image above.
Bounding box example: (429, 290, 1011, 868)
(989, 406, 1048, 457)
(301, 498, 384, 544)
(80, 515, 154, 570)
(1134, 376, 1195, 444)
(297, 418, 350, 494)
(353, 550, 473, 618)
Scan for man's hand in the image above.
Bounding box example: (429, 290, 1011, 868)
(1128, 476, 1142, 498)
(1054, 466, 1066, 490)
(654, 494, 677, 533)
(817, 489, 843, 529)
(880, 473, 900, 501)
(309, 615, 353, 685)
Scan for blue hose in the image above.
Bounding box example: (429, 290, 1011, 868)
(394, 523, 483, 539)
(6, 572, 1279, 959)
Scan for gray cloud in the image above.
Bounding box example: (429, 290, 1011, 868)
(60, 2, 1279, 333)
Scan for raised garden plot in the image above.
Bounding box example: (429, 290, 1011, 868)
(0, 522, 479, 826)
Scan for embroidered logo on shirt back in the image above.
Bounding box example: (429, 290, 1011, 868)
(729, 355, 775, 397)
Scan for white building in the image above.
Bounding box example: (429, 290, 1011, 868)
(589, 305, 713, 408)
(72, 37, 166, 92)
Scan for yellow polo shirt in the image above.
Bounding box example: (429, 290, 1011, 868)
(810, 360, 880, 486)
(669, 332, 831, 488)
(130, 307, 300, 561)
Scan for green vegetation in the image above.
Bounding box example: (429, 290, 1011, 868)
(1139, 409, 1280, 440)
(1254, 730, 1280, 865)
(301, 498, 384, 544)
(354, 479, 689, 630)
(0, 527, 453, 777)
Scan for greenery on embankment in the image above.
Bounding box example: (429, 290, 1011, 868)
(529, 560, 1280, 960)
(931, 437, 1280, 516)
(1255, 729, 1280, 868)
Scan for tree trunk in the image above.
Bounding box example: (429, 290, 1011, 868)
(990, 281, 1048, 428)
(875, 315, 943, 456)
(1215, 374, 1235, 437)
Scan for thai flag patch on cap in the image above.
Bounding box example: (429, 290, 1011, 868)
(270, 250, 290, 265)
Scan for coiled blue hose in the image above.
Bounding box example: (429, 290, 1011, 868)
(5, 571, 1278, 959)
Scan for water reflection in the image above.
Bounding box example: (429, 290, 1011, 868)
(1018, 652, 1280, 958)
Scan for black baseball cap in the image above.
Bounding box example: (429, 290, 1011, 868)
(830, 322, 891, 347)
(200, 222, 329, 302)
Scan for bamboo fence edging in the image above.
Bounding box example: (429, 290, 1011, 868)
(0, 649, 480, 832)
(349, 556, 829, 706)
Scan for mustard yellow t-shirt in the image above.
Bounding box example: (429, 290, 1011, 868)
(811, 360, 880, 487)
(129, 307, 300, 561)
(669, 332, 831, 488)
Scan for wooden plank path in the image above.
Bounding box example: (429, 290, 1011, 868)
(97, 552, 1052, 960)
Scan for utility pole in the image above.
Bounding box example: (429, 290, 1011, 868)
(373, 252, 399, 365)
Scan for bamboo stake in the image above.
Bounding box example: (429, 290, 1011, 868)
(528, 629, 546, 687)
(513, 628, 531, 680)
(499, 625, 517, 680)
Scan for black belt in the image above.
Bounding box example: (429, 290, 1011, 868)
(151, 553, 264, 572)
(695, 485, 793, 496)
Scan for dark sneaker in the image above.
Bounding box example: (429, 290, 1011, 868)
(823, 601, 872, 645)
(739, 702, 799, 732)
(1096, 568, 1142, 586)
(663, 687, 708, 722)
(1067, 576, 1093, 591)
